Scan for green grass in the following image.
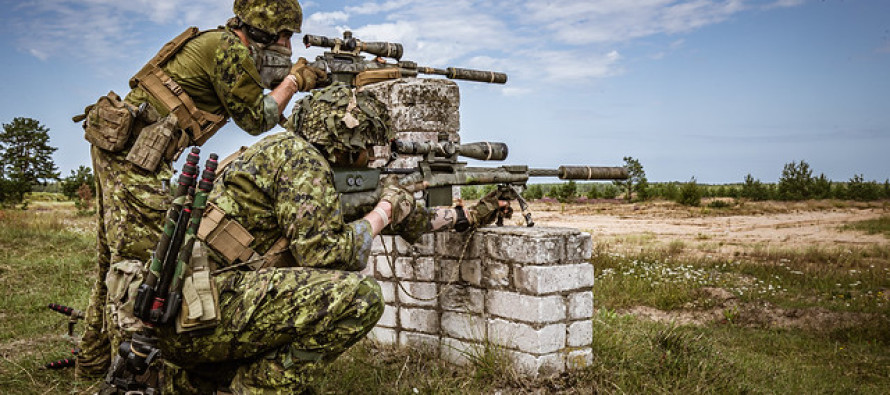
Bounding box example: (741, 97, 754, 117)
(843, 215, 890, 238)
(2, 202, 890, 393)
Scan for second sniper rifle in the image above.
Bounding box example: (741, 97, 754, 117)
(303, 31, 507, 87)
(334, 135, 629, 226)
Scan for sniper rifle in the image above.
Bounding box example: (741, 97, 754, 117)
(303, 31, 507, 87)
(334, 134, 629, 226)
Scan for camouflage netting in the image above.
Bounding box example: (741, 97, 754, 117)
(287, 84, 392, 162)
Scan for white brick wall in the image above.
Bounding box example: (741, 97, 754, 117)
(568, 291, 594, 320)
(567, 320, 593, 348)
(441, 312, 487, 342)
(486, 290, 566, 323)
(488, 319, 566, 355)
(513, 263, 594, 295)
(400, 308, 439, 333)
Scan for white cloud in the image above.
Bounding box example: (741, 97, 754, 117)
(522, 0, 747, 44)
(763, 0, 805, 10)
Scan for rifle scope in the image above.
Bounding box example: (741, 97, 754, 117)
(392, 140, 508, 161)
(529, 166, 629, 180)
(304, 31, 404, 60)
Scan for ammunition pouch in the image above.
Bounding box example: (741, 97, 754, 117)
(198, 204, 295, 270)
(81, 91, 138, 152)
(126, 112, 179, 171)
(105, 260, 147, 337)
(175, 242, 221, 333)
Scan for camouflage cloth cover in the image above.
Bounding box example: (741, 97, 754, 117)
(233, 0, 303, 34)
(287, 83, 392, 162)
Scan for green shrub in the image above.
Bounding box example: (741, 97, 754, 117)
(676, 178, 702, 206)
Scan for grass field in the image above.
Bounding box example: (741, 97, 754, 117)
(1, 199, 888, 393)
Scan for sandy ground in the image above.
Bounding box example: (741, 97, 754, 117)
(526, 201, 890, 328)
(528, 201, 890, 254)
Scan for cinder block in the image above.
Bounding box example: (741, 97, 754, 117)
(375, 256, 393, 279)
(379, 281, 396, 304)
(372, 235, 412, 255)
(506, 350, 565, 378)
(488, 319, 566, 355)
(399, 308, 439, 334)
(394, 257, 415, 279)
(414, 233, 436, 256)
(441, 312, 487, 342)
(377, 304, 398, 328)
(483, 261, 511, 289)
(482, 228, 567, 266)
(566, 232, 593, 262)
(440, 338, 476, 367)
(436, 231, 479, 259)
(439, 259, 460, 282)
(399, 331, 440, 353)
(567, 320, 593, 348)
(565, 348, 593, 369)
(397, 281, 438, 307)
(369, 327, 397, 345)
(514, 263, 594, 295)
(486, 290, 566, 324)
(414, 257, 436, 281)
(439, 284, 485, 313)
(460, 260, 482, 286)
(359, 260, 374, 276)
(568, 291, 593, 320)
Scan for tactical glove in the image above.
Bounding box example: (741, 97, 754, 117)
(289, 57, 328, 92)
(466, 186, 518, 227)
(379, 184, 415, 226)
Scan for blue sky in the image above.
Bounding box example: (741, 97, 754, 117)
(1, 0, 887, 183)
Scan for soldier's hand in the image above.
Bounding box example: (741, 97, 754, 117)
(379, 184, 415, 225)
(466, 187, 517, 227)
(289, 57, 328, 92)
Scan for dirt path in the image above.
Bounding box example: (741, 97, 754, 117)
(529, 202, 889, 253)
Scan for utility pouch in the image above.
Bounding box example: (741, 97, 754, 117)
(82, 91, 137, 152)
(176, 242, 220, 333)
(126, 113, 178, 171)
(105, 260, 146, 336)
(198, 204, 255, 264)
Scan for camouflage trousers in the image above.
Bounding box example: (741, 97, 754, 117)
(158, 267, 384, 394)
(77, 145, 172, 379)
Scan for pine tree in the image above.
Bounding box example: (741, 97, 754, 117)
(0, 117, 59, 205)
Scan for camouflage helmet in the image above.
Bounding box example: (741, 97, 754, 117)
(233, 0, 302, 34)
(287, 84, 392, 163)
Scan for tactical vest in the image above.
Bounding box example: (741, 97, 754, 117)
(130, 27, 228, 152)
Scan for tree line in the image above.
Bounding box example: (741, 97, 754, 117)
(462, 157, 889, 206)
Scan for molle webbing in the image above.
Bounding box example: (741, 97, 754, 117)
(197, 204, 294, 270)
(129, 27, 227, 148)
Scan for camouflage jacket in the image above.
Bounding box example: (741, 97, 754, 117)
(209, 132, 375, 271)
(125, 27, 279, 135)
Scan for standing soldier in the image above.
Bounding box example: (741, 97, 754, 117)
(74, 0, 326, 379)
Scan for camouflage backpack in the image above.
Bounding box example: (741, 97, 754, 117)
(287, 84, 392, 162)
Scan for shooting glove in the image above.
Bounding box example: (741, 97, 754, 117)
(379, 184, 415, 226)
(289, 57, 328, 92)
(466, 187, 518, 227)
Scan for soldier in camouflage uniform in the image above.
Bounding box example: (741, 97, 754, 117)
(156, 84, 510, 393)
(77, 0, 328, 378)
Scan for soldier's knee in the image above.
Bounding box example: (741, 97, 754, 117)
(355, 277, 384, 325)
